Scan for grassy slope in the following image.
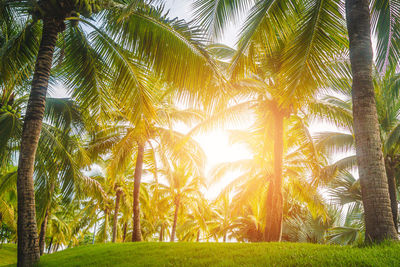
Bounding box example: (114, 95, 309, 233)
(2, 242, 400, 266)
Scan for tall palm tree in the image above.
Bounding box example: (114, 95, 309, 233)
(0, 93, 107, 254)
(6, 2, 103, 263)
(194, 0, 399, 244)
(314, 67, 400, 232)
(345, 0, 398, 242)
(190, 39, 341, 240)
(2, 1, 219, 263)
(207, 115, 328, 242)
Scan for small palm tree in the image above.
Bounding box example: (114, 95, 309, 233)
(157, 162, 206, 242)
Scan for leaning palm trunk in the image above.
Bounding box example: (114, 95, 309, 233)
(122, 223, 127, 242)
(39, 183, 55, 255)
(345, 0, 398, 242)
(112, 189, 122, 242)
(38, 207, 49, 256)
(47, 237, 53, 254)
(132, 142, 144, 242)
(170, 198, 180, 242)
(385, 158, 398, 231)
(17, 18, 62, 266)
(264, 113, 284, 242)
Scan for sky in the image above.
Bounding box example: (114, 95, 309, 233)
(163, 0, 241, 47)
(162, 0, 254, 198)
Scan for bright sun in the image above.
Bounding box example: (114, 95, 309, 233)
(194, 130, 252, 199)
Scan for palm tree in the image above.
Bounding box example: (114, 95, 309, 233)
(208, 191, 236, 242)
(7, 2, 103, 263)
(314, 67, 400, 232)
(192, 0, 347, 240)
(207, 115, 328, 242)
(111, 182, 123, 243)
(326, 172, 364, 245)
(345, 0, 398, 242)
(158, 163, 206, 242)
(0, 88, 105, 249)
(2, 1, 220, 263)
(190, 38, 341, 240)
(92, 83, 207, 242)
(194, 0, 399, 244)
(177, 196, 212, 242)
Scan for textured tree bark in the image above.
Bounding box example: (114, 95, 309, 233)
(345, 0, 398, 242)
(17, 18, 62, 266)
(132, 143, 145, 242)
(385, 158, 398, 231)
(112, 189, 122, 243)
(170, 198, 180, 242)
(38, 207, 49, 256)
(264, 113, 284, 242)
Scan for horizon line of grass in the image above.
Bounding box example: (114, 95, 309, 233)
(1, 241, 400, 266)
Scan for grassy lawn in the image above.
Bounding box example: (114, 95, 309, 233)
(1, 242, 400, 266)
(0, 244, 16, 266)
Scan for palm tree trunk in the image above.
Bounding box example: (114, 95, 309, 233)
(159, 224, 164, 241)
(112, 189, 122, 243)
(122, 222, 127, 242)
(196, 230, 200, 242)
(38, 207, 49, 256)
(264, 112, 284, 242)
(17, 18, 63, 266)
(103, 208, 109, 243)
(170, 198, 180, 242)
(47, 237, 53, 254)
(92, 220, 97, 244)
(39, 183, 54, 255)
(223, 233, 226, 242)
(345, 0, 398, 242)
(385, 158, 398, 231)
(132, 142, 145, 242)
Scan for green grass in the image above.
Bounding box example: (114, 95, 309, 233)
(0, 244, 16, 266)
(1, 242, 400, 266)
